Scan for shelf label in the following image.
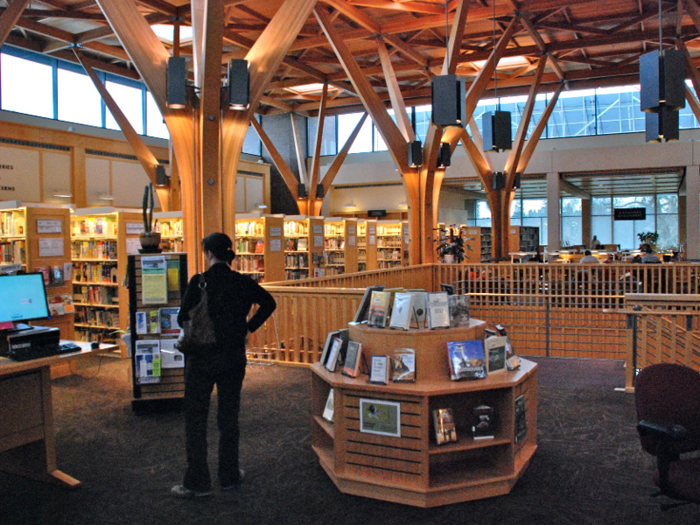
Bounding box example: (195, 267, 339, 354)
(127, 222, 145, 235)
(269, 239, 282, 252)
(126, 237, 141, 254)
(348, 236, 356, 246)
(348, 226, 356, 234)
(313, 225, 323, 234)
(369, 227, 376, 235)
(37, 219, 62, 234)
(269, 227, 282, 237)
(38, 238, 64, 257)
(369, 235, 376, 245)
(469, 229, 477, 235)
(314, 235, 323, 248)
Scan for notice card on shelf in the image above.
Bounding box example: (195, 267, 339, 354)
(39, 238, 64, 257)
(135, 339, 161, 384)
(126, 237, 141, 255)
(141, 256, 168, 304)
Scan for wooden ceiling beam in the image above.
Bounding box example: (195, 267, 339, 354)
(135, 0, 178, 17)
(309, 83, 329, 200)
(321, 0, 381, 34)
(76, 12, 169, 44)
(320, 112, 369, 189)
(290, 113, 309, 187)
(377, 41, 414, 141)
(517, 83, 563, 173)
(347, 1, 446, 16)
(0, 0, 31, 48)
(382, 33, 429, 68)
(250, 116, 301, 198)
(315, 4, 408, 172)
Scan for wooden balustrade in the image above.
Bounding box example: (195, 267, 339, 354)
(616, 293, 700, 392)
(252, 263, 700, 367)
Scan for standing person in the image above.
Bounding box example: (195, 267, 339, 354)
(171, 232, 276, 498)
(591, 235, 602, 250)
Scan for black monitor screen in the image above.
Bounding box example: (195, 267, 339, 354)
(0, 273, 50, 324)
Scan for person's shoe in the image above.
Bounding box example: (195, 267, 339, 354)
(171, 484, 212, 498)
(221, 469, 245, 491)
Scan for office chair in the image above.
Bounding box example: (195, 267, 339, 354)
(635, 363, 700, 509)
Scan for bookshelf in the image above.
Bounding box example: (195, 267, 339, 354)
(128, 252, 188, 412)
(311, 321, 538, 508)
(154, 211, 184, 253)
(509, 226, 539, 254)
(283, 215, 324, 281)
(322, 218, 358, 276)
(357, 219, 378, 272)
(71, 207, 143, 356)
(376, 220, 405, 269)
(234, 214, 285, 283)
(402, 220, 409, 266)
(0, 202, 74, 340)
(461, 226, 492, 263)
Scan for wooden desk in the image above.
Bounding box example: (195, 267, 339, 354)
(0, 342, 116, 488)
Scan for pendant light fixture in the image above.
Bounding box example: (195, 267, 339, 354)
(483, 1, 512, 152)
(431, 2, 466, 127)
(641, 0, 684, 142)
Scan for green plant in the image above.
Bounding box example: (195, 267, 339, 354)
(142, 183, 154, 233)
(637, 231, 659, 244)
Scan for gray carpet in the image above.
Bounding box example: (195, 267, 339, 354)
(1, 356, 699, 525)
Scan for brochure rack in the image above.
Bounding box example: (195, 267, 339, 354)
(311, 320, 538, 507)
(128, 253, 189, 412)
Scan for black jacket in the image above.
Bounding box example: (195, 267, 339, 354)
(178, 263, 276, 352)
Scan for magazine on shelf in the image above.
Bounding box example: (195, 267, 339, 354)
(514, 394, 528, 443)
(134, 339, 162, 385)
(407, 290, 427, 327)
(325, 337, 344, 372)
(367, 291, 391, 328)
(472, 404, 495, 440)
(432, 407, 458, 445)
(446, 340, 487, 380)
(391, 348, 416, 382)
(159, 307, 181, 335)
(448, 295, 470, 328)
(320, 329, 342, 367)
(427, 292, 450, 329)
(496, 324, 521, 371)
(369, 355, 389, 384)
(342, 341, 363, 378)
(389, 293, 414, 331)
(322, 389, 335, 423)
(484, 335, 507, 374)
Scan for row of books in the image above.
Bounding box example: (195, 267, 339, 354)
(324, 223, 344, 236)
(73, 261, 118, 284)
(75, 306, 119, 327)
(155, 220, 183, 237)
(235, 257, 265, 273)
(285, 269, 309, 280)
(377, 239, 401, 248)
(236, 239, 264, 253)
(355, 287, 469, 331)
(447, 331, 521, 381)
(72, 240, 118, 260)
(0, 211, 25, 237)
(322, 252, 344, 265)
(1, 240, 25, 263)
(432, 395, 527, 446)
(74, 285, 119, 305)
(285, 253, 308, 268)
(235, 221, 265, 236)
(324, 238, 344, 250)
(284, 221, 309, 235)
(71, 217, 117, 237)
(284, 237, 308, 251)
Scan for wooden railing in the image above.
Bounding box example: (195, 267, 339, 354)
(616, 293, 700, 392)
(253, 263, 700, 367)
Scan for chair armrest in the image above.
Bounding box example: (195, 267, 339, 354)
(638, 420, 688, 442)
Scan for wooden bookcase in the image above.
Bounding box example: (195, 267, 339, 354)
(461, 226, 492, 263)
(70, 207, 143, 356)
(357, 219, 378, 272)
(376, 220, 405, 269)
(0, 203, 74, 340)
(509, 226, 539, 254)
(322, 218, 358, 276)
(128, 253, 188, 412)
(283, 215, 324, 280)
(154, 211, 184, 253)
(234, 214, 285, 283)
(311, 320, 538, 508)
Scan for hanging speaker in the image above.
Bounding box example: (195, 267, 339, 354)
(492, 171, 505, 190)
(639, 48, 685, 113)
(228, 59, 250, 110)
(155, 165, 168, 186)
(316, 183, 324, 198)
(298, 183, 308, 198)
(483, 110, 512, 152)
(431, 74, 466, 127)
(645, 106, 679, 142)
(407, 140, 423, 168)
(166, 56, 187, 109)
(437, 142, 451, 168)
(513, 172, 521, 190)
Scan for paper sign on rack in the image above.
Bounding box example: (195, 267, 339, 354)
(141, 256, 168, 304)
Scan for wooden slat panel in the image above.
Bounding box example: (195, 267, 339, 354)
(346, 440, 423, 463)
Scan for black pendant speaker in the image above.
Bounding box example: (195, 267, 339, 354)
(645, 106, 679, 142)
(431, 75, 466, 127)
(483, 110, 512, 152)
(639, 48, 685, 113)
(407, 140, 423, 168)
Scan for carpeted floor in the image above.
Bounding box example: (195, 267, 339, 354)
(1, 356, 699, 525)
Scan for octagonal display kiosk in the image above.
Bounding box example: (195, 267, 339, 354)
(311, 319, 537, 508)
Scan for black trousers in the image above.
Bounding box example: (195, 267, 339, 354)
(183, 351, 246, 491)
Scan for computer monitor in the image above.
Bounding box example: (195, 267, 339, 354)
(0, 273, 50, 327)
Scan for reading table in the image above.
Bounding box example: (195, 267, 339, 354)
(0, 342, 116, 488)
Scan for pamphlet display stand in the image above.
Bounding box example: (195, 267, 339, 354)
(127, 253, 188, 412)
(311, 320, 538, 508)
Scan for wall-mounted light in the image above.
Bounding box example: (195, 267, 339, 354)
(98, 193, 115, 201)
(492, 171, 505, 190)
(342, 202, 356, 209)
(513, 172, 522, 190)
(256, 203, 268, 209)
(298, 182, 308, 198)
(228, 59, 250, 111)
(316, 183, 324, 198)
(398, 202, 408, 209)
(166, 56, 188, 109)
